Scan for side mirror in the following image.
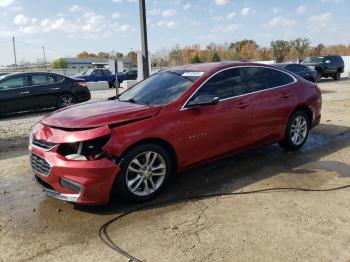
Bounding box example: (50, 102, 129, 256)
(325, 60, 331, 64)
(187, 95, 219, 108)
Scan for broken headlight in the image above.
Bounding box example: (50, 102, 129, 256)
(58, 135, 110, 160)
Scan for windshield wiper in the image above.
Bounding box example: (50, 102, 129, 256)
(120, 98, 148, 106)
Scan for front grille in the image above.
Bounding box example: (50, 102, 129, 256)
(30, 153, 51, 176)
(32, 136, 57, 151)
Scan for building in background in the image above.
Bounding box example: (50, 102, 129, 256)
(62, 57, 132, 70)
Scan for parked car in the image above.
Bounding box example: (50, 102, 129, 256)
(74, 69, 119, 88)
(0, 72, 90, 115)
(30, 62, 322, 205)
(0, 72, 9, 77)
(274, 63, 317, 83)
(301, 55, 344, 82)
(118, 69, 138, 82)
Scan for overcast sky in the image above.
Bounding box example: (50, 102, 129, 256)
(0, 0, 349, 65)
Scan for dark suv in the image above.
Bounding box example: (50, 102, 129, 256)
(301, 55, 344, 82)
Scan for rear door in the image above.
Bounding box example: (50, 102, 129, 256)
(28, 73, 64, 108)
(0, 75, 32, 114)
(243, 66, 296, 145)
(178, 68, 253, 166)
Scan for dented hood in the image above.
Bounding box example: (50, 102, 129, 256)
(41, 100, 161, 129)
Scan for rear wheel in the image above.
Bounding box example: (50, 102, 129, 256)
(57, 94, 76, 109)
(333, 72, 340, 81)
(114, 143, 172, 202)
(279, 111, 310, 151)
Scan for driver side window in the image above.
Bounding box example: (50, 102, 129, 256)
(190, 68, 244, 101)
(0, 76, 25, 90)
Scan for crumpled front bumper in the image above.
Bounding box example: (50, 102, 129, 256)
(30, 123, 120, 205)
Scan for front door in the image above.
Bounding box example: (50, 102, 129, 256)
(177, 67, 253, 167)
(0, 75, 31, 114)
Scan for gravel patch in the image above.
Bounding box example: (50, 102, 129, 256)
(0, 88, 118, 151)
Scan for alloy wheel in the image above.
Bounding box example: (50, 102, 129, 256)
(126, 151, 166, 196)
(59, 95, 75, 108)
(290, 116, 308, 146)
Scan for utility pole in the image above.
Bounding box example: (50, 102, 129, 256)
(42, 46, 47, 70)
(139, 0, 149, 79)
(176, 44, 179, 65)
(12, 36, 17, 70)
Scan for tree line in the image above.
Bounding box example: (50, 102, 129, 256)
(154, 38, 350, 67)
(51, 38, 350, 69)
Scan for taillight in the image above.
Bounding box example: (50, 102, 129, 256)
(77, 81, 87, 87)
(314, 85, 321, 94)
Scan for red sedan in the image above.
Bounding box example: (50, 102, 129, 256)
(29, 62, 322, 205)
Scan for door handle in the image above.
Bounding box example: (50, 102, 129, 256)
(20, 91, 30, 94)
(281, 93, 291, 99)
(234, 102, 249, 109)
(50, 88, 60, 90)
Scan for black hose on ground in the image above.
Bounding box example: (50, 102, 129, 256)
(99, 184, 350, 262)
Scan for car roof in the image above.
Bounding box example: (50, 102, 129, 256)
(0, 71, 66, 78)
(274, 63, 305, 67)
(170, 61, 279, 74)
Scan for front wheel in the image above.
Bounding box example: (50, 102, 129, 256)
(57, 94, 76, 109)
(279, 111, 310, 151)
(114, 143, 172, 202)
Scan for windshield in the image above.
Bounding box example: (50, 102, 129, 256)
(302, 57, 324, 64)
(118, 71, 193, 106)
(83, 69, 94, 75)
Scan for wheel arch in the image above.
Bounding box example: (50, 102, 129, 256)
(290, 104, 313, 125)
(119, 137, 178, 172)
(58, 91, 77, 100)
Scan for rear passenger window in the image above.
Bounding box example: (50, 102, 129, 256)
(31, 75, 55, 85)
(243, 67, 294, 92)
(193, 68, 245, 100)
(54, 75, 65, 82)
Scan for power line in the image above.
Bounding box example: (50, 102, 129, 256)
(15, 38, 76, 56)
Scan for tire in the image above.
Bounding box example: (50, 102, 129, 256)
(114, 143, 173, 202)
(333, 72, 340, 81)
(108, 82, 113, 88)
(57, 94, 76, 109)
(279, 110, 310, 151)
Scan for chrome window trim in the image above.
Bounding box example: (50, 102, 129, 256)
(181, 65, 297, 111)
(29, 73, 65, 87)
(0, 73, 65, 90)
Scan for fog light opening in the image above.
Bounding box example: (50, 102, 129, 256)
(59, 178, 82, 193)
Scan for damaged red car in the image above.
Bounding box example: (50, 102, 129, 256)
(29, 62, 322, 205)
